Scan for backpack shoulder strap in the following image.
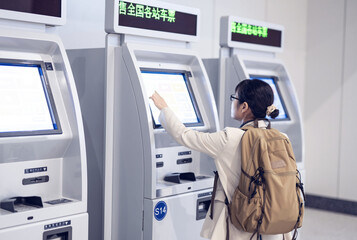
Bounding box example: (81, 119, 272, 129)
(209, 171, 219, 219)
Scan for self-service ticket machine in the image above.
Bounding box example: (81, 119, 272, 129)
(205, 16, 304, 179)
(104, 1, 219, 239)
(0, 1, 88, 239)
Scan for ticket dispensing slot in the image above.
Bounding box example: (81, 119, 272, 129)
(43, 226, 72, 240)
(196, 197, 211, 220)
(0, 196, 43, 213)
(164, 172, 196, 184)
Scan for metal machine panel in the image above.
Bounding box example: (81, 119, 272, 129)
(0, 213, 88, 239)
(0, 29, 87, 238)
(144, 189, 212, 240)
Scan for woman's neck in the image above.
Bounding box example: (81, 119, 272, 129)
(242, 115, 255, 124)
(240, 119, 255, 128)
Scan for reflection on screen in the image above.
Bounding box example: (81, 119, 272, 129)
(141, 71, 202, 128)
(0, 63, 58, 133)
(251, 76, 289, 120)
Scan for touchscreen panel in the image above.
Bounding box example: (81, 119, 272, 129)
(141, 70, 203, 128)
(251, 76, 289, 120)
(0, 61, 61, 136)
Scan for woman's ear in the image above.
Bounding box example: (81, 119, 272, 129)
(241, 102, 249, 112)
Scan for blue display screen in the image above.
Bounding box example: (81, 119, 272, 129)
(0, 61, 62, 136)
(251, 76, 289, 120)
(142, 70, 203, 128)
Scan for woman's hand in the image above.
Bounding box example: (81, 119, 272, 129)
(149, 91, 168, 110)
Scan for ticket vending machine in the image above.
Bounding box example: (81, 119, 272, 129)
(0, 1, 88, 239)
(104, 1, 219, 239)
(205, 16, 304, 179)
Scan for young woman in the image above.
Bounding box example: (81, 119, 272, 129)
(150, 79, 290, 240)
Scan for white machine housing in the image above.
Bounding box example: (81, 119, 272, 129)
(0, 0, 66, 26)
(0, 3, 87, 239)
(104, 1, 219, 239)
(216, 16, 305, 178)
(105, 35, 219, 240)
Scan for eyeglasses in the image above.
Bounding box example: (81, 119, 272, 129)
(230, 94, 239, 101)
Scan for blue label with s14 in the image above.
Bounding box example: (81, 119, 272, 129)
(154, 201, 167, 221)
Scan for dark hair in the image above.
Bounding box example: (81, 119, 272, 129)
(235, 79, 279, 119)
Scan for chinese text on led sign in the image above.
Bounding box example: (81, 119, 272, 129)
(231, 22, 268, 38)
(119, 1, 176, 23)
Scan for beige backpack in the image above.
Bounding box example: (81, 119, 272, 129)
(211, 119, 305, 240)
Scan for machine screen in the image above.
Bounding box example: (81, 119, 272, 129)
(142, 70, 203, 128)
(0, 61, 61, 136)
(251, 76, 289, 120)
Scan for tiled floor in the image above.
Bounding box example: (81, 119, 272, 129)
(299, 207, 357, 239)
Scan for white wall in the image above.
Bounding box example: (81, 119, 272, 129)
(52, 0, 106, 49)
(266, 0, 307, 113)
(339, 0, 357, 201)
(304, 0, 345, 198)
(305, 0, 357, 201)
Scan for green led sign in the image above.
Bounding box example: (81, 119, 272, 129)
(231, 22, 268, 38)
(231, 21, 282, 48)
(119, 1, 176, 23)
(118, 1, 197, 36)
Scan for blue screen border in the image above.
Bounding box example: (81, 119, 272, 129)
(0, 59, 62, 137)
(141, 68, 204, 129)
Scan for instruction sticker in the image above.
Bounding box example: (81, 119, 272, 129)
(154, 201, 167, 221)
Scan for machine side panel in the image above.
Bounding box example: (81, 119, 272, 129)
(222, 57, 242, 129)
(202, 59, 219, 106)
(67, 48, 106, 240)
(111, 46, 145, 240)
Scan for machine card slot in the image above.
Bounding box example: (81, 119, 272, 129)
(156, 162, 164, 168)
(22, 175, 49, 185)
(177, 158, 192, 165)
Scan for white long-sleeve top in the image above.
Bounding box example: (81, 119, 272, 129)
(159, 107, 291, 240)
